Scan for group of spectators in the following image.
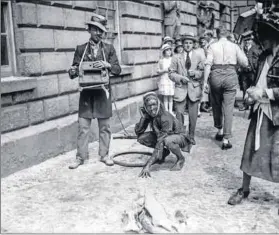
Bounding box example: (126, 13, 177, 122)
(157, 26, 255, 150)
(154, 19, 278, 206)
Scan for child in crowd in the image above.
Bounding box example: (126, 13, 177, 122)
(157, 44, 175, 116)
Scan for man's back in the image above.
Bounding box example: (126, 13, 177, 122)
(206, 38, 248, 67)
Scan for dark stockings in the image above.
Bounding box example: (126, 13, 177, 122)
(242, 172, 252, 192)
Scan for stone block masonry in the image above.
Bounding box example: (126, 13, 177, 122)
(1, 0, 236, 176)
(1, 94, 144, 177)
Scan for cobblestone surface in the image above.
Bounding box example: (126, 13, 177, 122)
(1, 110, 279, 233)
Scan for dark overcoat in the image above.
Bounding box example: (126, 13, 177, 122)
(70, 41, 121, 119)
(249, 49, 279, 125)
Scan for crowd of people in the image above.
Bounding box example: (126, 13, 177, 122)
(67, 2, 279, 208)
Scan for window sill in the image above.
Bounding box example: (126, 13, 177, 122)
(111, 65, 134, 77)
(1, 76, 37, 94)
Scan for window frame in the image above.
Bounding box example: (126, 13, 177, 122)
(1, 0, 17, 78)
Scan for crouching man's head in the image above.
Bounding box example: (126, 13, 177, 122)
(143, 92, 161, 118)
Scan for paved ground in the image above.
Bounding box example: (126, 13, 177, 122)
(1, 110, 279, 233)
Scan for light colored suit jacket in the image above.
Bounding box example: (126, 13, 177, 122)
(169, 50, 205, 102)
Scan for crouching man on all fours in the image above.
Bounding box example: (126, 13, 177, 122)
(68, 14, 121, 169)
(135, 92, 191, 178)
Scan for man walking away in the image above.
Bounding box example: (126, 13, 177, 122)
(204, 26, 248, 150)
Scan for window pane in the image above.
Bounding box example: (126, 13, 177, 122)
(1, 3, 6, 33)
(1, 35, 9, 65)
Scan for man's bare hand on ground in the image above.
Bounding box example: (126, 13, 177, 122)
(139, 167, 151, 178)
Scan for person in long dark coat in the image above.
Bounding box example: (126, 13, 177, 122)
(68, 14, 121, 169)
(238, 35, 262, 111)
(228, 8, 279, 205)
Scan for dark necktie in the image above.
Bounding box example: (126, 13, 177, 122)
(186, 52, 191, 70)
(244, 46, 248, 55)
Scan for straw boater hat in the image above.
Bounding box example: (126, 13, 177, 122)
(182, 32, 197, 42)
(85, 13, 107, 33)
(163, 36, 174, 44)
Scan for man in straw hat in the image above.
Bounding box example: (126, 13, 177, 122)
(68, 13, 121, 169)
(228, 3, 279, 205)
(203, 26, 248, 150)
(135, 92, 191, 178)
(169, 32, 206, 151)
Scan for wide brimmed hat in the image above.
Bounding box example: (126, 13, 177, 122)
(161, 43, 172, 52)
(207, 2, 215, 10)
(163, 36, 174, 44)
(182, 32, 197, 42)
(199, 35, 206, 41)
(175, 41, 183, 49)
(85, 13, 107, 33)
(198, 1, 207, 8)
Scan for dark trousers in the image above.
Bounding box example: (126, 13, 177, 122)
(174, 96, 199, 139)
(137, 131, 186, 161)
(76, 117, 111, 161)
(209, 68, 238, 139)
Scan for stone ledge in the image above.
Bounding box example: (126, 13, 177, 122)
(1, 94, 144, 177)
(1, 76, 37, 94)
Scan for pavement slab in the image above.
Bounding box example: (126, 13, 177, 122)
(1, 110, 279, 233)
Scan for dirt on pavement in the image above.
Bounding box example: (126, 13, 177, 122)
(1, 111, 279, 233)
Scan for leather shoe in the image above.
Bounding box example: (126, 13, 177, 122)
(215, 133, 224, 141)
(69, 159, 84, 169)
(100, 155, 114, 166)
(190, 137, 196, 145)
(228, 188, 250, 205)
(200, 103, 209, 113)
(222, 141, 232, 150)
(239, 105, 249, 111)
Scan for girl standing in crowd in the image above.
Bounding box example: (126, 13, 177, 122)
(157, 44, 175, 116)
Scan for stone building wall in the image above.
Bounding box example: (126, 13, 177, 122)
(1, 0, 236, 177)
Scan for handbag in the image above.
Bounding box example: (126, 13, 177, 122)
(78, 42, 110, 89)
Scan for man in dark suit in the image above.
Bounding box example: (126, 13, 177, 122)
(68, 14, 121, 169)
(238, 35, 261, 111)
(169, 32, 205, 151)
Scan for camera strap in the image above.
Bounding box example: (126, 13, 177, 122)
(78, 42, 110, 99)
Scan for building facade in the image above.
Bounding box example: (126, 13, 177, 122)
(1, 0, 253, 177)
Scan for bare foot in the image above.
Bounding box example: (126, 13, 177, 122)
(170, 158, 185, 171)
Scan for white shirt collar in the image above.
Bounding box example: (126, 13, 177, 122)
(184, 50, 193, 59)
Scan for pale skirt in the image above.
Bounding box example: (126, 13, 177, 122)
(158, 58, 175, 96)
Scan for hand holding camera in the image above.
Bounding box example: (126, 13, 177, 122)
(92, 60, 111, 69)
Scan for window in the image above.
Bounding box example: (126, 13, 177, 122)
(1, 1, 16, 77)
(95, 1, 121, 61)
(95, 1, 117, 33)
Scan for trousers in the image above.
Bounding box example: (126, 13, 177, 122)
(76, 117, 111, 161)
(137, 131, 186, 161)
(174, 96, 199, 139)
(209, 67, 238, 139)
